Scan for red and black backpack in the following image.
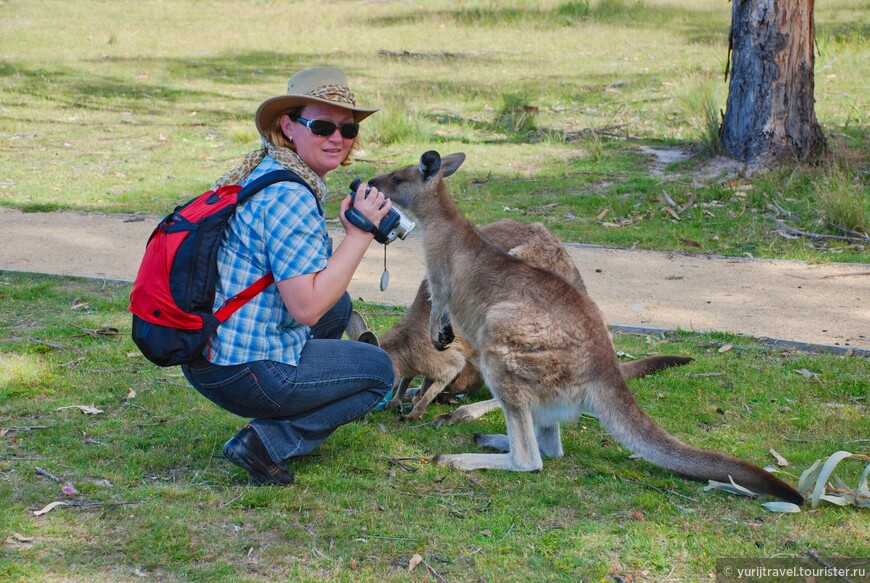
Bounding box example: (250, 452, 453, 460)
(129, 170, 312, 366)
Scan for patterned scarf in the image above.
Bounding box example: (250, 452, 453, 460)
(213, 138, 328, 203)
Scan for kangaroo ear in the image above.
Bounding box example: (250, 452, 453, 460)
(440, 153, 466, 178)
(420, 151, 441, 180)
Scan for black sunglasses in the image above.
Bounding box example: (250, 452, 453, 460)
(293, 115, 359, 139)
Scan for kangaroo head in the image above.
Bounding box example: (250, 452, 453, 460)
(368, 151, 466, 218)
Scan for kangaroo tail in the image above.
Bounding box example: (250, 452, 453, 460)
(590, 378, 803, 505)
(620, 355, 693, 381)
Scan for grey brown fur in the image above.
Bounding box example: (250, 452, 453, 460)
(366, 150, 803, 505)
(377, 219, 690, 421)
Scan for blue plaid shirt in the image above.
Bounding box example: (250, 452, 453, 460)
(206, 156, 332, 366)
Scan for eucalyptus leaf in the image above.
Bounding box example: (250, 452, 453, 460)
(856, 463, 870, 508)
(832, 474, 850, 491)
(704, 476, 759, 498)
(762, 501, 802, 513)
(810, 451, 854, 509)
(797, 459, 824, 493)
(819, 494, 851, 506)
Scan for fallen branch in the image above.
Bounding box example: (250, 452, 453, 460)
(768, 216, 868, 243)
(381, 456, 420, 472)
(35, 467, 62, 483)
(830, 223, 870, 241)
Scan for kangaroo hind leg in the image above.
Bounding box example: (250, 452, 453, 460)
(475, 422, 563, 458)
(435, 404, 543, 471)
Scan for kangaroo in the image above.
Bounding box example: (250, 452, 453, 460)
(377, 219, 691, 421)
(366, 150, 803, 505)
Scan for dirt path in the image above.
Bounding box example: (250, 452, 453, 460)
(1, 206, 868, 353)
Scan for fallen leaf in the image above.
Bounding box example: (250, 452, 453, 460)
(718, 344, 733, 353)
(408, 553, 423, 572)
(631, 510, 645, 521)
(33, 501, 70, 516)
(2, 532, 35, 549)
(770, 448, 790, 467)
(809, 450, 854, 509)
(662, 206, 681, 221)
(704, 476, 759, 498)
(679, 237, 702, 248)
(762, 501, 801, 513)
(57, 404, 104, 415)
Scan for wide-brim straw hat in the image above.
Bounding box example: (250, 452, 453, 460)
(255, 67, 379, 135)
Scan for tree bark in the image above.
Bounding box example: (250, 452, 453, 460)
(721, 0, 826, 166)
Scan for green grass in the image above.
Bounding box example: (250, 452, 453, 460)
(0, 0, 867, 261)
(0, 2, 868, 578)
(1, 272, 868, 581)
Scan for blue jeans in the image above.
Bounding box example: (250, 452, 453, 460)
(182, 293, 393, 464)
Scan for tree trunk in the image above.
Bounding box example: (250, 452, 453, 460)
(721, 0, 826, 166)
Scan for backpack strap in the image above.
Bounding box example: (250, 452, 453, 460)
(213, 169, 317, 322)
(213, 272, 275, 323)
(236, 169, 313, 203)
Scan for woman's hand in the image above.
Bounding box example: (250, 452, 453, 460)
(339, 183, 392, 238)
(277, 184, 393, 326)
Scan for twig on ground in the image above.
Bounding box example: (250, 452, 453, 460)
(35, 467, 62, 483)
(6, 425, 53, 432)
(768, 216, 868, 243)
(423, 561, 447, 582)
(29, 339, 69, 350)
(380, 456, 420, 472)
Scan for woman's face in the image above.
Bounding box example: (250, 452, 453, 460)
(280, 103, 357, 178)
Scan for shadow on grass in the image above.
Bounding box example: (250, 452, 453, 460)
(368, 0, 729, 46)
(0, 51, 318, 121)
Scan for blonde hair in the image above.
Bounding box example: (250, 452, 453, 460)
(265, 107, 360, 167)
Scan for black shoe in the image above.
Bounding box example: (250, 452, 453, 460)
(222, 426, 295, 486)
